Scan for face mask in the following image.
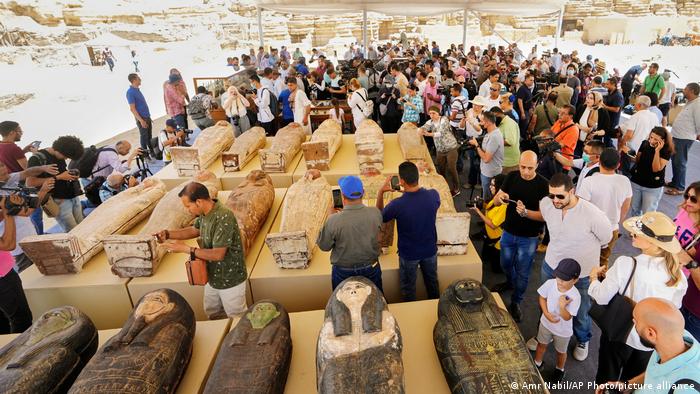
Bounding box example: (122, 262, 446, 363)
(567, 70, 574, 76)
(582, 153, 591, 164)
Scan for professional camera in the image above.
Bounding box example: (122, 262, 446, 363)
(0, 184, 40, 215)
(465, 195, 484, 210)
(461, 135, 485, 152)
(533, 135, 562, 155)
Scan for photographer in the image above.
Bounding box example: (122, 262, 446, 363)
(468, 111, 504, 200)
(158, 119, 187, 164)
(26, 135, 85, 232)
(222, 86, 251, 137)
(317, 176, 383, 291)
(419, 105, 461, 196)
(538, 104, 578, 177)
(99, 172, 139, 203)
(90, 140, 142, 180)
(469, 174, 507, 273)
(0, 161, 56, 271)
(0, 195, 33, 334)
(250, 75, 277, 136)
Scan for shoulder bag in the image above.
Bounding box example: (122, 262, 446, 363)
(185, 258, 208, 286)
(588, 257, 637, 343)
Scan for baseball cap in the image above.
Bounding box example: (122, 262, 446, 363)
(165, 119, 177, 128)
(553, 259, 581, 281)
(338, 176, 364, 199)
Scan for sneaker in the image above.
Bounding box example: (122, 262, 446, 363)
(452, 190, 461, 197)
(490, 281, 514, 293)
(573, 341, 589, 361)
(508, 303, 522, 322)
(526, 337, 538, 352)
(552, 368, 565, 382)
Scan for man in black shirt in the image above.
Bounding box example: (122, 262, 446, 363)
(516, 74, 534, 136)
(26, 136, 85, 232)
(491, 150, 549, 322)
(602, 77, 625, 147)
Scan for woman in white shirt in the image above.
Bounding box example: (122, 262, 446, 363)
(222, 86, 250, 137)
(347, 78, 370, 130)
(588, 211, 687, 386)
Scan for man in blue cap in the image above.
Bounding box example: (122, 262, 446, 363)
(317, 175, 384, 291)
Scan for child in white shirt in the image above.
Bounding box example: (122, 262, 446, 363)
(534, 258, 582, 382)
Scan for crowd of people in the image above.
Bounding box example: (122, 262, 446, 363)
(1, 37, 699, 391)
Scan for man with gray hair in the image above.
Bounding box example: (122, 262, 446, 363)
(619, 95, 660, 153)
(99, 172, 138, 203)
(665, 82, 700, 196)
(91, 140, 142, 180)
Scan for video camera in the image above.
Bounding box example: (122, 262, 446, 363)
(0, 184, 40, 216)
(533, 135, 562, 156)
(460, 135, 485, 153)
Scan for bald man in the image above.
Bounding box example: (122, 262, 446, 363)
(91, 139, 143, 179)
(490, 150, 549, 322)
(99, 172, 138, 203)
(596, 298, 700, 394)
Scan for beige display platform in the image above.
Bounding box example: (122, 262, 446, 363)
(249, 214, 482, 313)
(283, 295, 506, 394)
(128, 189, 287, 321)
(97, 319, 230, 394)
(220, 137, 303, 190)
(154, 160, 225, 191)
(292, 134, 430, 185)
(19, 251, 134, 330)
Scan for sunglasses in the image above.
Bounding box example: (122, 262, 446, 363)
(685, 193, 698, 204)
(548, 193, 567, 200)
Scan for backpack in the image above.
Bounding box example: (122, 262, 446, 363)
(187, 95, 207, 120)
(356, 89, 374, 118)
(261, 88, 279, 120)
(69, 146, 117, 178)
(150, 136, 163, 161)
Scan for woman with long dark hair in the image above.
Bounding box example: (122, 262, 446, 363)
(627, 126, 674, 215)
(674, 181, 700, 340)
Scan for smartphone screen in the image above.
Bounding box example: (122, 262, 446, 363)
(390, 175, 400, 191)
(332, 189, 343, 209)
(31, 140, 41, 148)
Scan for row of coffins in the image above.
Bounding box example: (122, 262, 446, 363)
(0, 280, 545, 393)
(20, 119, 469, 278)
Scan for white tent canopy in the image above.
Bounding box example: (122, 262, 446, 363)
(255, 0, 565, 17)
(253, 0, 566, 50)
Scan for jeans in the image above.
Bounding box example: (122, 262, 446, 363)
(332, 263, 383, 293)
(682, 306, 700, 341)
(670, 138, 695, 191)
(480, 174, 493, 200)
(398, 253, 439, 301)
(499, 231, 539, 305)
(542, 262, 593, 344)
(0, 269, 33, 334)
(436, 148, 460, 193)
(630, 182, 664, 216)
(136, 117, 153, 153)
(55, 197, 84, 232)
(30, 206, 44, 235)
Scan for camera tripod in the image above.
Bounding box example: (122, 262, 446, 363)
(133, 155, 153, 182)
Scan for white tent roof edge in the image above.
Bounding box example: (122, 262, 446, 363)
(254, 0, 565, 17)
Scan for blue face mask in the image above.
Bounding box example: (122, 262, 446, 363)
(582, 153, 591, 164)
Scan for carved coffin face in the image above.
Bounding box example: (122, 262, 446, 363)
(27, 308, 76, 346)
(335, 281, 372, 309)
(247, 302, 281, 329)
(135, 290, 175, 323)
(454, 280, 484, 305)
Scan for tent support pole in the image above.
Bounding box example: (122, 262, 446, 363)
(257, 6, 264, 49)
(555, 5, 564, 48)
(462, 9, 468, 52)
(363, 9, 368, 56)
